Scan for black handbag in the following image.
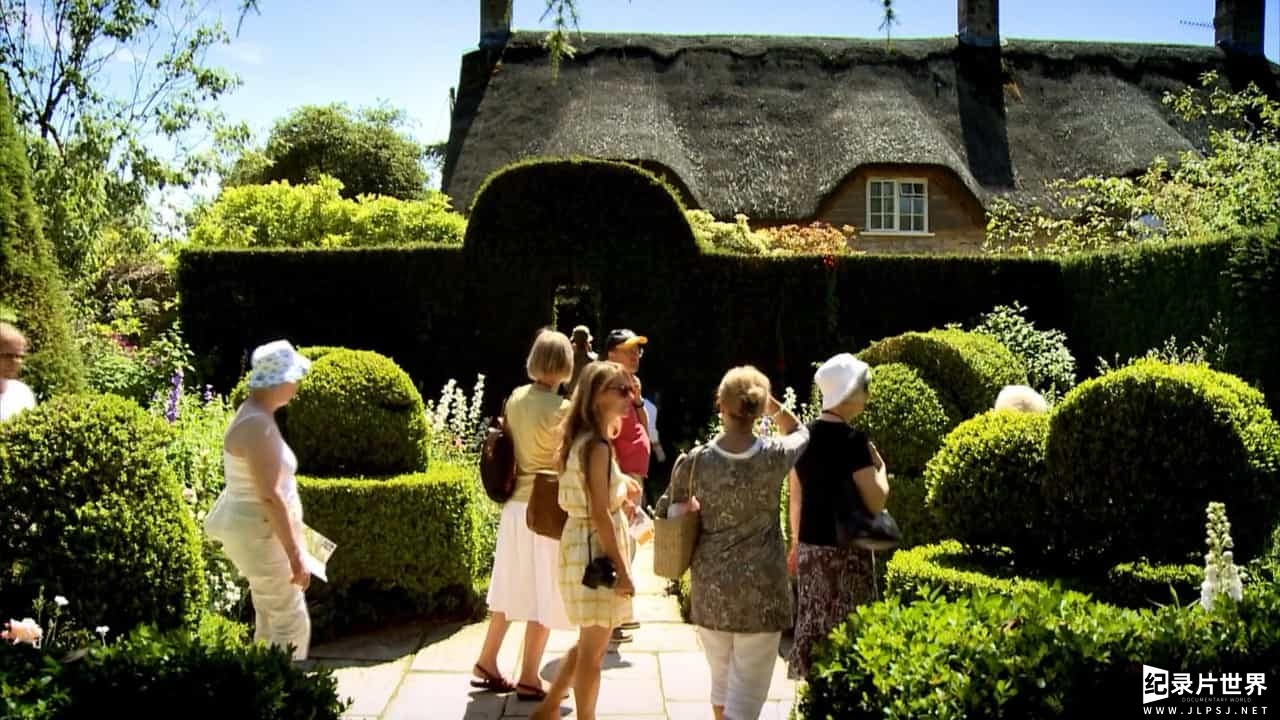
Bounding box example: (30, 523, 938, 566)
(835, 444, 901, 551)
(835, 507, 902, 552)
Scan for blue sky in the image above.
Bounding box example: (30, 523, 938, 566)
(204, 0, 1277, 188)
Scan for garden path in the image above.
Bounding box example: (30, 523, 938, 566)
(306, 542, 798, 719)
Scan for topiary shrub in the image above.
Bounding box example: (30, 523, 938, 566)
(0, 84, 84, 396)
(0, 394, 206, 634)
(1104, 560, 1202, 609)
(798, 576, 1280, 720)
(1044, 358, 1280, 569)
(859, 328, 1028, 424)
(884, 539, 1040, 602)
(881, 474, 943, 550)
(924, 409, 1053, 558)
(230, 348, 429, 477)
(297, 464, 478, 636)
(852, 363, 951, 476)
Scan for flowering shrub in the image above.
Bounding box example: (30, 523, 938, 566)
(758, 221, 856, 256)
(148, 383, 245, 617)
(421, 375, 500, 585)
(1201, 502, 1245, 612)
(687, 210, 855, 256)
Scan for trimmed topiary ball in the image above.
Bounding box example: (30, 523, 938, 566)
(1044, 358, 1280, 569)
(853, 362, 951, 476)
(860, 329, 1028, 424)
(0, 393, 206, 633)
(285, 348, 429, 477)
(924, 409, 1052, 559)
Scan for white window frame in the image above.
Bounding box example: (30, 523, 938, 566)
(864, 178, 932, 236)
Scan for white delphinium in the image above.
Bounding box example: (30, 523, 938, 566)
(1200, 501, 1246, 611)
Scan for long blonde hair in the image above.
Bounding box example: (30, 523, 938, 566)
(558, 360, 626, 471)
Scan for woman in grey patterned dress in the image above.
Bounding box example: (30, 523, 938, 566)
(656, 366, 808, 720)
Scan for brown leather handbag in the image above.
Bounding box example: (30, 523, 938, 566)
(526, 472, 567, 539)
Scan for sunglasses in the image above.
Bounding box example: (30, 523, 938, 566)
(610, 383, 636, 397)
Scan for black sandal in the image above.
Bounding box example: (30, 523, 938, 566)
(470, 664, 516, 693)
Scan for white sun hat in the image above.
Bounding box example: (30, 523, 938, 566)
(247, 340, 311, 389)
(814, 353, 873, 411)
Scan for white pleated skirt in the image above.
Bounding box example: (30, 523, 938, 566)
(486, 500, 573, 631)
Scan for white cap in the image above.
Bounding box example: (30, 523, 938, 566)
(247, 340, 311, 389)
(814, 353, 872, 411)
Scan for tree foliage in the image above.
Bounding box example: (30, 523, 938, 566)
(225, 103, 431, 201)
(0, 0, 260, 287)
(985, 72, 1280, 257)
(187, 175, 465, 249)
(0, 82, 84, 395)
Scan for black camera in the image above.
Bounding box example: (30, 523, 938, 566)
(582, 556, 618, 589)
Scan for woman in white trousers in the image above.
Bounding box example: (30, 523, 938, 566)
(205, 339, 314, 661)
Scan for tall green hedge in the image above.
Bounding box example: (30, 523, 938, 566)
(0, 84, 84, 396)
(177, 159, 1280, 449)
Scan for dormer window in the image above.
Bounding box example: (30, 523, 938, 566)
(867, 179, 929, 234)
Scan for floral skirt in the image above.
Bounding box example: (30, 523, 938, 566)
(787, 542, 877, 680)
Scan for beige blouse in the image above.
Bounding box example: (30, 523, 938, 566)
(505, 384, 571, 502)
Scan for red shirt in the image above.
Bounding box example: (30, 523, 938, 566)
(613, 404, 651, 477)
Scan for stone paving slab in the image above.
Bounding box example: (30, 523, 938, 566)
(327, 541, 797, 719)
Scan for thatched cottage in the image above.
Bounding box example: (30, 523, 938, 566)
(442, 0, 1277, 253)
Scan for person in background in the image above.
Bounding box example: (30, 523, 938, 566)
(604, 328, 649, 641)
(787, 353, 888, 681)
(566, 325, 598, 397)
(204, 340, 315, 661)
(471, 330, 576, 701)
(0, 323, 36, 422)
(994, 384, 1050, 413)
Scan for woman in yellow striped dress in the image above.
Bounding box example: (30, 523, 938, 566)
(531, 361, 636, 720)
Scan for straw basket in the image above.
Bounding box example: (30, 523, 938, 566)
(653, 448, 701, 579)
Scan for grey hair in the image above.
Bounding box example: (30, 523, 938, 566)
(995, 385, 1049, 414)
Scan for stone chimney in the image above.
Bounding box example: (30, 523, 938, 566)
(958, 0, 999, 48)
(1215, 0, 1265, 56)
(480, 0, 512, 49)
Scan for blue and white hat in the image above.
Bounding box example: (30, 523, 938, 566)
(247, 340, 311, 389)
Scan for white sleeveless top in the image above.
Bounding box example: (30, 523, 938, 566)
(204, 404, 302, 543)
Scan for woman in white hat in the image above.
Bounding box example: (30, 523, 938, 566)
(786, 353, 888, 681)
(204, 339, 314, 661)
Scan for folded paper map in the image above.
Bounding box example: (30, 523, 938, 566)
(302, 525, 338, 582)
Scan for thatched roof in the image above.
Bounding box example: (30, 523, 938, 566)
(442, 32, 1280, 221)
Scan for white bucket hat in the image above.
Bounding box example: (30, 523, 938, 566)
(814, 353, 872, 411)
(247, 340, 311, 389)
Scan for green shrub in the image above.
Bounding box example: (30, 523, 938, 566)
(1044, 359, 1280, 569)
(0, 394, 206, 633)
(0, 615, 348, 718)
(0, 84, 84, 396)
(852, 363, 951, 476)
(1106, 560, 1202, 609)
(884, 539, 1039, 602)
(970, 301, 1076, 402)
(188, 175, 466, 249)
(285, 348, 429, 477)
(881, 474, 943, 550)
(297, 465, 478, 633)
(860, 329, 1028, 424)
(800, 575, 1280, 720)
(924, 410, 1052, 557)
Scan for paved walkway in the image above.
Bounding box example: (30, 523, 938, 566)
(307, 543, 797, 719)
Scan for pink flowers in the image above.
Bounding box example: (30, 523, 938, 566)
(2, 618, 43, 647)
